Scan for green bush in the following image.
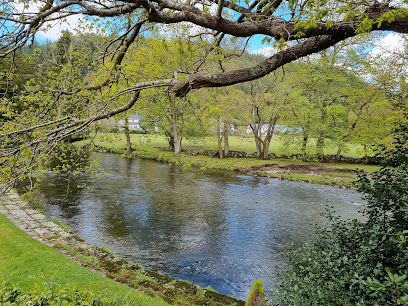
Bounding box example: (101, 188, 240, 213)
(0, 281, 141, 305)
(21, 189, 46, 211)
(129, 129, 147, 134)
(246, 279, 267, 306)
(273, 119, 408, 305)
(274, 217, 408, 305)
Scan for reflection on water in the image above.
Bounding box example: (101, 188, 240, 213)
(34, 153, 363, 300)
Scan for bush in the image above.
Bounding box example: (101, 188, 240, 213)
(246, 279, 267, 306)
(273, 120, 408, 305)
(274, 218, 408, 305)
(0, 281, 141, 305)
(21, 189, 46, 211)
(129, 129, 147, 134)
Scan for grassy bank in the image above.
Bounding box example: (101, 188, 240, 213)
(77, 133, 381, 188)
(85, 133, 371, 158)
(0, 213, 169, 305)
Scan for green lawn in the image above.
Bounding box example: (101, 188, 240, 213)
(76, 132, 381, 187)
(0, 213, 168, 305)
(81, 133, 371, 158)
(77, 133, 380, 173)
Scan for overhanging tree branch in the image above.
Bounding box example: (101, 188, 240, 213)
(172, 34, 350, 96)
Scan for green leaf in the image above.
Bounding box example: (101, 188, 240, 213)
(325, 21, 334, 29)
(294, 31, 305, 38)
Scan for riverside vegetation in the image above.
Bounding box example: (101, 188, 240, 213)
(272, 118, 408, 305)
(77, 133, 381, 188)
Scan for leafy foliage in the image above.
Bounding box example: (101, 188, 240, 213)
(245, 279, 267, 306)
(0, 281, 141, 305)
(274, 104, 408, 305)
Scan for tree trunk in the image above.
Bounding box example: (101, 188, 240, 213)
(171, 112, 181, 156)
(301, 132, 309, 160)
(253, 128, 262, 159)
(336, 148, 342, 161)
(216, 119, 224, 159)
(262, 116, 278, 160)
(262, 139, 269, 160)
(251, 105, 263, 159)
(124, 117, 132, 153)
(316, 102, 327, 160)
(316, 135, 324, 159)
(223, 121, 229, 158)
(364, 144, 368, 164)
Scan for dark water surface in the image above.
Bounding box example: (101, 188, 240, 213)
(36, 153, 364, 300)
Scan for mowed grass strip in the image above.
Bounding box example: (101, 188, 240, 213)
(0, 213, 169, 305)
(77, 134, 381, 174)
(79, 132, 372, 158)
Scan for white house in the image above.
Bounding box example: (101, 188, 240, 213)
(246, 124, 289, 135)
(117, 114, 142, 130)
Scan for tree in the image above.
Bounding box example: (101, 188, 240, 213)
(276, 61, 388, 160)
(200, 87, 245, 158)
(246, 279, 267, 306)
(2, 0, 408, 185)
(242, 80, 281, 160)
(120, 37, 210, 155)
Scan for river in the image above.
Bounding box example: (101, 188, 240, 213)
(33, 153, 364, 300)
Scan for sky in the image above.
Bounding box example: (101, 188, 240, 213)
(12, 2, 93, 42)
(370, 32, 407, 56)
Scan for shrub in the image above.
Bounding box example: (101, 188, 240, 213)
(21, 189, 46, 211)
(129, 129, 147, 134)
(246, 279, 267, 306)
(273, 119, 408, 305)
(0, 281, 141, 305)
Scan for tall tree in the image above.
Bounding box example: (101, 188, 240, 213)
(242, 80, 281, 160)
(3, 0, 408, 185)
(277, 62, 384, 159)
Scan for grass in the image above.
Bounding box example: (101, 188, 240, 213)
(78, 132, 372, 158)
(0, 213, 169, 305)
(77, 134, 381, 173)
(75, 132, 383, 187)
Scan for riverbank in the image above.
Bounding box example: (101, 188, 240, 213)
(77, 135, 381, 188)
(0, 189, 244, 305)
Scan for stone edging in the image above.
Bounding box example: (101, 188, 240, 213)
(0, 190, 75, 246)
(0, 190, 245, 306)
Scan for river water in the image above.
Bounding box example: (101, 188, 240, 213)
(34, 153, 364, 300)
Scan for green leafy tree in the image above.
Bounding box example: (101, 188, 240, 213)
(3, 0, 408, 184)
(237, 79, 283, 160)
(276, 61, 387, 159)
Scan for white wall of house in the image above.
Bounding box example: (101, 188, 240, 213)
(117, 114, 142, 130)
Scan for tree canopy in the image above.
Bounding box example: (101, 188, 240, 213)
(1, 0, 408, 186)
(2, 1, 408, 94)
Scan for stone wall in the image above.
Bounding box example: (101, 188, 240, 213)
(186, 150, 382, 165)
